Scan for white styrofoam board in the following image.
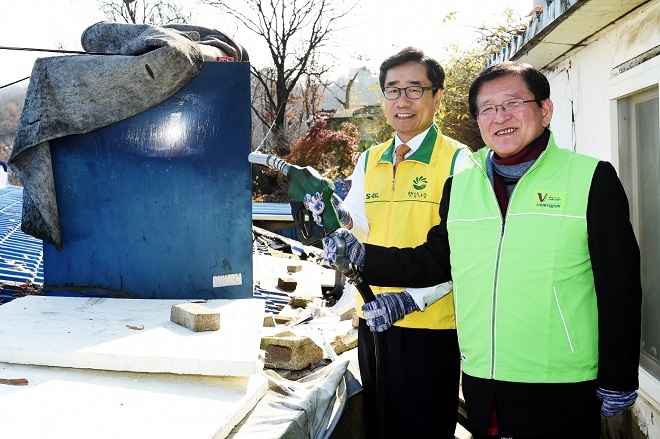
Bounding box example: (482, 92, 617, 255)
(0, 296, 264, 376)
(0, 361, 268, 439)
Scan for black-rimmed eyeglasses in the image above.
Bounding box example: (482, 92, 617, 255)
(382, 86, 437, 100)
(477, 98, 538, 119)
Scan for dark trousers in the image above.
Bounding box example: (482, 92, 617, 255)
(358, 319, 460, 439)
(463, 374, 601, 438)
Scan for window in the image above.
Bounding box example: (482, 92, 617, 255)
(618, 87, 660, 380)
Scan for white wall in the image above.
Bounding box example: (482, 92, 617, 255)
(540, 1, 660, 437)
(545, 1, 660, 163)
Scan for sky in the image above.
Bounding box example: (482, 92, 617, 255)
(0, 0, 535, 88)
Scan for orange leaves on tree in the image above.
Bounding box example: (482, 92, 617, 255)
(285, 118, 359, 180)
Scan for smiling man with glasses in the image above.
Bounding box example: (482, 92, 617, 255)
(475, 97, 538, 118)
(340, 46, 471, 439)
(382, 85, 438, 100)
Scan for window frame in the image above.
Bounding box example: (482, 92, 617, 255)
(607, 55, 660, 400)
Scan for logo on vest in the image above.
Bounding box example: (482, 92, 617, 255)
(406, 176, 429, 199)
(532, 191, 566, 211)
(412, 176, 427, 190)
(365, 192, 380, 200)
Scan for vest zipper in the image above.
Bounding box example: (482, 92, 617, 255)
(386, 172, 396, 254)
(477, 148, 548, 379)
(472, 162, 505, 380)
(490, 196, 504, 379)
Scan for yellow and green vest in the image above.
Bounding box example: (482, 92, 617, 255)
(358, 124, 466, 329)
(447, 133, 600, 382)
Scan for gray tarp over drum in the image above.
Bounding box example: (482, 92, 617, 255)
(8, 22, 247, 249)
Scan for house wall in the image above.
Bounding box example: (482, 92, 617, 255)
(540, 2, 660, 436)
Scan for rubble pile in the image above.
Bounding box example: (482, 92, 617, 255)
(252, 226, 359, 380)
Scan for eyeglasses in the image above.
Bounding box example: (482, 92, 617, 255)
(476, 98, 538, 119)
(382, 86, 437, 100)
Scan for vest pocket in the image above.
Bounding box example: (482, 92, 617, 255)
(552, 285, 579, 354)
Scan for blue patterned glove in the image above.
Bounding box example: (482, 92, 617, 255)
(321, 235, 338, 268)
(362, 291, 419, 332)
(303, 192, 325, 226)
(321, 228, 364, 271)
(303, 192, 352, 228)
(597, 388, 637, 417)
(331, 193, 352, 228)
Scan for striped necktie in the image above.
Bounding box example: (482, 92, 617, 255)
(394, 143, 411, 176)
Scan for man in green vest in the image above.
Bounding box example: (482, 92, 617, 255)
(319, 61, 642, 438)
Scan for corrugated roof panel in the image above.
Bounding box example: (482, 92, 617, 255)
(0, 185, 44, 303)
(252, 202, 294, 221)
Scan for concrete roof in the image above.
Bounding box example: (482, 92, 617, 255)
(0, 184, 332, 438)
(0, 182, 351, 438)
(0, 295, 265, 376)
(490, 0, 653, 69)
(0, 360, 268, 439)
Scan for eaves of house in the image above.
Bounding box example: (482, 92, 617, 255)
(489, 0, 653, 69)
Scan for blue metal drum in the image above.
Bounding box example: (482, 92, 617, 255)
(44, 61, 253, 299)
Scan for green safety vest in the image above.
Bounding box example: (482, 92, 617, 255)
(447, 133, 600, 382)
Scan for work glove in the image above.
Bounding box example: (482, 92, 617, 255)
(597, 388, 638, 417)
(303, 192, 352, 228)
(321, 228, 365, 272)
(362, 291, 419, 332)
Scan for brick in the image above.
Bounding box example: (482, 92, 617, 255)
(287, 264, 303, 273)
(334, 304, 356, 321)
(278, 276, 298, 291)
(289, 296, 313, 308)
(170, 303, 220, 332)
(263, 315, 277, 327)
(274, 315, 293, 325)
(330, 333, 358, 355)
(260, 331, 324, 370)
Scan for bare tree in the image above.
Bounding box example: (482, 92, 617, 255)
(0, 84, 27, 185)
(331, 67, 368, 110)
(436, 8, 529, 151)
(98, 0, 192, 24)
(300, 56, 330, 126)
(202, 0, 354, 155)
